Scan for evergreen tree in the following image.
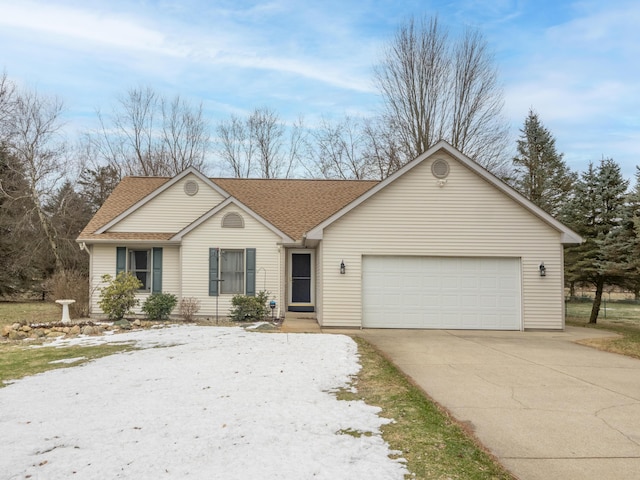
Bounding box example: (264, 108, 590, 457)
(562, 159, 629, 323)
(78, 165, 120, 214)
(512, 109, 575, 216)
(45, 182, 93, 274)
(0, 144, 40, 295)
(613, 166, 640, 298)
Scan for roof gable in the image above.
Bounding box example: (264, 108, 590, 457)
(306, 140, 582, 244)
(95, 168, 229, 234)
(171, 197, 295, 243)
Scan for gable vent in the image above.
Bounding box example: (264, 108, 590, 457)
(431, 158, 450, 179)
(184, 180, 199, 196)
(222, 212, 244, 228)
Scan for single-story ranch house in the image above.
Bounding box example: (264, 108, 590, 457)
(77, 141, 581, 330)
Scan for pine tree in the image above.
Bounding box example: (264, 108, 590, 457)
(614, 166, 640, 298)
(512, 109, 575, 216)
(562, 159, 629, 323)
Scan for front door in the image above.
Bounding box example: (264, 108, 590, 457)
(288, 250, 314, 312)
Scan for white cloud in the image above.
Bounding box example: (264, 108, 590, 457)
(0, 2, 187, 56)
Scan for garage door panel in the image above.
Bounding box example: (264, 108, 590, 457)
(362, 256, 521, 330)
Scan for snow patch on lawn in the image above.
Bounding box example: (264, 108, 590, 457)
(1, 326, 408, 479)
(48, 357, 87, 365)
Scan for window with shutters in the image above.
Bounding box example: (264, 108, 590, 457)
(209, 248, 256, 297)
(117, 247, 163, 293)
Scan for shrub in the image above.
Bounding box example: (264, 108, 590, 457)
(142, 293, 178, 320)
(43, 269, 90, 318)
(180, 297, 201, 322)
(98, 272, 142, 320)
(229, 291, 269, 322)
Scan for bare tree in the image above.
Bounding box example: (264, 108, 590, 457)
(362, 117, 404, 180)
(250, 107, 284, 179)
(374, 15, 509, 174)
(162, 95, 210, 174)
(216, 107, 304, 178)
(1, 88, 68, 270)
(0, 71, 16, 140)
(216, 114, 253, 177)
(307, 116, 372, 180)
(88, 86, 210, 177)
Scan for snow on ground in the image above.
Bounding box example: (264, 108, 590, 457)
(0, 326, 408, 479)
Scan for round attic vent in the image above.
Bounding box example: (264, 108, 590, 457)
(431, 158, 450, 179)
(184, 180, 199, 196)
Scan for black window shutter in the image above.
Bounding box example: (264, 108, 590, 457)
(246, 248, 256, 296)
(209, 248, 219, 296)
(116, 247, 126, 275)
(152, 247, 163, 293)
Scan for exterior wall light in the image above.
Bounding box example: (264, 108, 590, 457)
(340, 260, 346, 275)
(539, 262, 546, 277)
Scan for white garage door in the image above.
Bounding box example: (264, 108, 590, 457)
(362, 256, 521, 330)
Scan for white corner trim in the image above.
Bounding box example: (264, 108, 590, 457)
(96, 167, 230, 234)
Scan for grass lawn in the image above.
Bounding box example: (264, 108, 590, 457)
(0, 342, 137, 386)
(0, 301, 60, 328)
(343, 337, 514, 479)
(566, 300, 640, 359)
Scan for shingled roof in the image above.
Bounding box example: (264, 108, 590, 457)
(78, 175, 378, 242)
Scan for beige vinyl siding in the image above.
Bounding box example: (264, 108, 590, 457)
(110, 174, 226, 233)
(321, 152, 565, 329)
(89, 245, 181, 316)
(180, 205, 282, 317)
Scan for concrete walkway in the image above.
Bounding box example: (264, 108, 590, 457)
(281, 319, 640, 480)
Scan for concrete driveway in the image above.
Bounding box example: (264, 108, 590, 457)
(352, 327, 640, 480)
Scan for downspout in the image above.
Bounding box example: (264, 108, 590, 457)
(277, 244, 282, 318)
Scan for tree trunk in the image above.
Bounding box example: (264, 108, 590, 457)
(589, 277, 605, 324)
(30, 184, 63, 271)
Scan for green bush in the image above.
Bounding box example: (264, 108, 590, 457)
(98, 272, 142, 320)
(229, 291, 269, 322)
(142, 293, 178, 320)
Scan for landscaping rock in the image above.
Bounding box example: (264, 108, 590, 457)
(8, 330, 27, 340)
(32, 329, 46, 338)
(114, 320, 132, 330)
(11, 322, 21, 331)
(70, 325, 81, 335)
(20, 325, 32, 333)
(46, 331, 65, 338)
(133, 319, 141, 327)
(82, 326, 96, 335)
(1, 325, 13, 337)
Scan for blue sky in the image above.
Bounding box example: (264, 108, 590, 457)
(1, 0, 639, 178)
